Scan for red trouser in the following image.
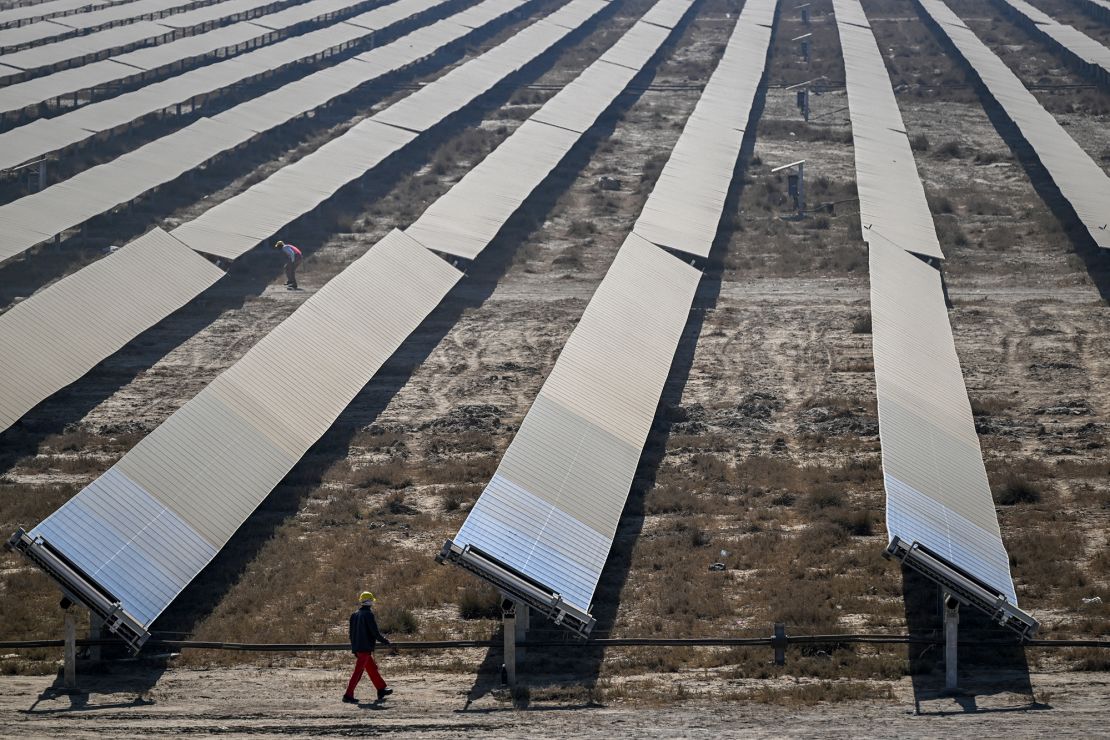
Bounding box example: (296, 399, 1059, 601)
(346, 651, 386, 696)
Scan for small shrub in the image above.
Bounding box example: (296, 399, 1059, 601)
(992, 474, 1043, 505)
(936, 140, 964, 159)
(377, 605, 419, 634)
(805, 485, 843, 510)
(567, 219, 597, 237)
(458, 585, 502, 620)
(851, 314, 872, 334)
(910, 133, 930, 152)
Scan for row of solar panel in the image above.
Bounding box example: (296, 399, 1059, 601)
(0, 0, 325, 76)
(0, 0, 229, 49)
(450, 0, 776, 623)
(0, 0, 598, 430)
(20, 0, 686, 638)
(0, 0, 409, 118)
(995, 0, 1110, 80)
(833, 0, 1018, 605)
(0, 0, 129, 30)
(916, 0, 1110, 251)
(0, 0, 475, 261)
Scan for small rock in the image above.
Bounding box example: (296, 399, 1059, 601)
(1082, 596, 1103, 605)
(708, 562, 726, 572)
(598, 176, 622, 191)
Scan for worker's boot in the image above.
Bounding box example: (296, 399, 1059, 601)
(377, 687, 393, 701)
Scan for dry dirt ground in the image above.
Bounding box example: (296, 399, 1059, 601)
(0, 0, 1107, 731)
(0, 666, 1108, 738)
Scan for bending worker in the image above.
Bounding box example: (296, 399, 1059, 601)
(273, 239, 302, 290)
(343, 591, 393, 704)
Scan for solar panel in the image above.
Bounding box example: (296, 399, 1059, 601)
(0, 0, 606, 433)
(870, 241, 1034, 634)
(0, 0, 480, 263)
(915, 0, 1110, 250)
(832, 0, 942, 259)
(995, 0, 1110, 80)
(12, 229, 461, 644)
(0, 19, 71, 48)
(835, 0, 1037, 637)
(448, 234, 700, 626)
(0, 0, 408, 117)
(439, 0, 777, 635)
(407, 3, 696, 259)
(0, 228, 224, 430)
(633, 0, 775, 258)
(10, 0, 684, 647)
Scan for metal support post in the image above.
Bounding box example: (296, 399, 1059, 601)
(63, 608, 77, 691)
(797, 161, 805, 217)
(944, 593, 959, 693)
(772, 622, 786, 666)
(88, 611, 105, 663)
(38, 159, 46, 191)
(501, 599, 517, 688)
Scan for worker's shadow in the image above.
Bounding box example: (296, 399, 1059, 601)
(0, 0, 610, 483)
(901, 567, 1046, 715)
(462, 13, 768, 705)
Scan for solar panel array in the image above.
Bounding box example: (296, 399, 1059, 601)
(0, 0, 436, 168)
(0, 0, 604, 432)
(443, 0, 776, 634)
(0, 0, 479, 263)
(176, 0, 613, 259)
(0, 0, 128, 29)
(0, 0, 413, 117)
(994, 0, 1110, 83)
(915, 0, 1110, 251)
(0, 0, 313, 77)
(834, 0, 1019, 609)
(0, 0, 227, 49)
(15, 0, 675, 644)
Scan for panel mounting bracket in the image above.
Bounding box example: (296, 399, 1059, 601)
(437, 540, 595, 637)
(7, 528, 150, 653)
(884, 536, 1038, 640)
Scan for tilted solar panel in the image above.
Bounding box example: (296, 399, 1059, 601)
(439, 0, 778, 635)
(13, 230, 460, 642)
(915, 0, 1110, 251)
(835, 0, 1036, 637)
(0, 228, 223, 430)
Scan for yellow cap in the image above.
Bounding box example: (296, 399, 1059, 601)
(358, 591, 376, 603)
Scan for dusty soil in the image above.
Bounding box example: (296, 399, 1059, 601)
(0, 0, 1106, 729)
(1, 666, 1109, 738)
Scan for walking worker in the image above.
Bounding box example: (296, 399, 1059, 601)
(343, 591, 393, 704)
(273, 239, 302, 290)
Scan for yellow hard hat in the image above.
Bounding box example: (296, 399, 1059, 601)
(358, 591, 376, 603)
(274, 240, 284, 248)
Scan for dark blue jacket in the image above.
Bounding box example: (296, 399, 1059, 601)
(349, 605, 389, 653)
